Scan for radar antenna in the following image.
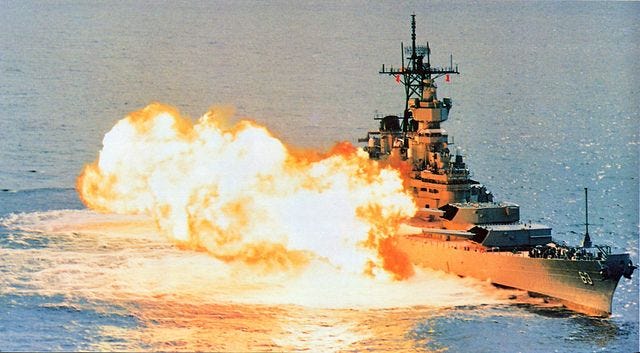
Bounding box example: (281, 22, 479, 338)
(379, 14, 459, 137)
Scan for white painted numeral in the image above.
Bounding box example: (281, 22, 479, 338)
(578, 271, 593, 285)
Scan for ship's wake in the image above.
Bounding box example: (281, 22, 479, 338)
(1, 208, 507, 352)
(1, 209, 503, 309)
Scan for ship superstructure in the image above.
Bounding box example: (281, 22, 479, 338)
(365, 16, 493, 209)
(362, 15, 636, 317)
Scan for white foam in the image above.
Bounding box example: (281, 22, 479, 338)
(1, 210, 505, 309)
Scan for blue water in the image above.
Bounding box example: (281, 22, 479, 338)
(1, 1, 638, 352)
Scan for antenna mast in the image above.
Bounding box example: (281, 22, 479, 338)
(379, 14, 459, 132)
(582, 187, 592, 248)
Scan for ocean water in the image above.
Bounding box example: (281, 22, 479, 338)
(1, 1, 638, 352)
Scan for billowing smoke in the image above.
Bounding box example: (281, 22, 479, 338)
(78, 103, 417, 279)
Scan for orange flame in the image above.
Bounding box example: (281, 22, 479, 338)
(77, 103, 417, 278)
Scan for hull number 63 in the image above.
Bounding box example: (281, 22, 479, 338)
(578, 271, 593, 285)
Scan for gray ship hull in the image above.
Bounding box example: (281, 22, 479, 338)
(364, 16, 635, 317)
(396, 234, 626, 317)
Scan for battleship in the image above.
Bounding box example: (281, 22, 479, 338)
(361, 15, 636, 317)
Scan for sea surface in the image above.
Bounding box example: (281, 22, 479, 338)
(1, 1, 638, 352)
